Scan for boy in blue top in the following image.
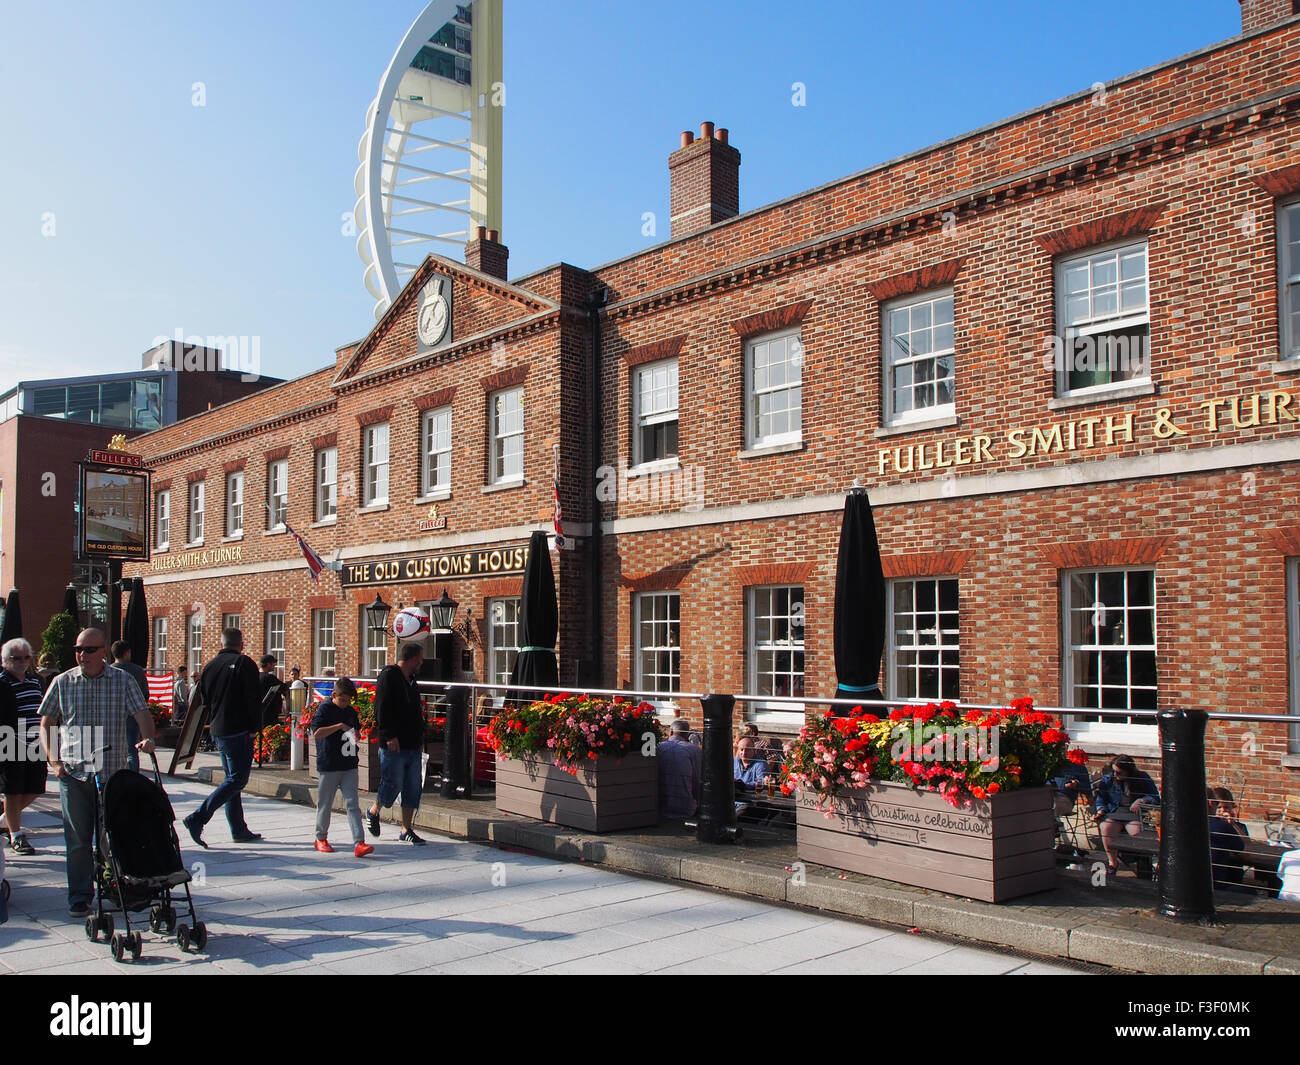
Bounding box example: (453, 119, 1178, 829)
(311, 676, 373, 858)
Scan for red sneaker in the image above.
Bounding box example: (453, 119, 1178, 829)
(314, 839, 335, 853)
(353, 842, 374, 858)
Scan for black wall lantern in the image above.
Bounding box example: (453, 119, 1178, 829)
(364, 593, 392, 636)
(429, 587, 458, 631)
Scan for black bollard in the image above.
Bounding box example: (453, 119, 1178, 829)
(1156, 709, 1215, 922)
(694, 694, 741, 843)
(440, 687, 471, 799)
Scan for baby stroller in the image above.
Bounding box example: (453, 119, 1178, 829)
(84, 751, 206, 962)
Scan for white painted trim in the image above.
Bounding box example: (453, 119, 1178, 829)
(603, 435, 1300, 535)
(874, 414, 960, 439)
(1047, 380, 1156, 411)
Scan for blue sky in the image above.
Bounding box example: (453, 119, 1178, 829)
(0, 0, 1243, 386)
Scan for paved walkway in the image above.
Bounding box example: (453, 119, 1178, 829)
(0, 780, 1081, 975)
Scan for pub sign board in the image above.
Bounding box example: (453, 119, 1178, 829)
(79, 464, 151, 561)
(341, 543, 529, 588)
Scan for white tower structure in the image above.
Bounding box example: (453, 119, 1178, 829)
(355, 0, 503, 320)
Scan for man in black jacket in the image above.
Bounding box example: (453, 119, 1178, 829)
(183, 628, 263, 848)
(365, 642, 426, 844)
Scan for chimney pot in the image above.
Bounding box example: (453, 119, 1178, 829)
(487, 229, 499, 242)
(475, 225, 487, 241)
(680, 131, 694, 148)
(716, 127, 729, 144)
(700, 121, 715, 139)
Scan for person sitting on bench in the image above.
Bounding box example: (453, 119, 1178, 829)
(1094, 755, 1159, 877)
(1207, 786, 1250, 893)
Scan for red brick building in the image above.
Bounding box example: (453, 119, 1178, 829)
(128, 1, 1300, 817)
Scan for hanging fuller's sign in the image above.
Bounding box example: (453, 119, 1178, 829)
(341, 543, 529, 588)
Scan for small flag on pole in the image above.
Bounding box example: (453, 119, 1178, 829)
(552, 444, 566, 549)
(283, 520, 335, 582)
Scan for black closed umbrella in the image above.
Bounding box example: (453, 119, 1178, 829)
(506, 530, 559, 707)
(61, 584, 80, 628)
(0, 588, 23, 645)
(832, 487, 887, 711)
(124, 577, 149, 670)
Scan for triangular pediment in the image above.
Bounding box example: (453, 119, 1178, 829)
(334, 255, 558, 385)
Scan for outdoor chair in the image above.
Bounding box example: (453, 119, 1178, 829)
(1266, 794, 1300, 848)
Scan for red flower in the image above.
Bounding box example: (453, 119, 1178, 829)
(1067, 748, 1088, 765)
(1041, 728, 1065, 745)
(987, 782, 1001, 794)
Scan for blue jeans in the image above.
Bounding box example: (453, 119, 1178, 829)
(376, 747, 422, 810)
(60, 774, 98, 907)
(193, 731, 253, 835)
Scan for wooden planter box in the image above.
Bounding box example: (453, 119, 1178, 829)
(796, 781, 1057, 903)
(307, 737, 383, 792)
(495, 753, 658, 833)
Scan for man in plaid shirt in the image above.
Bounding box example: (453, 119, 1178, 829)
(38, 628, 156, 918)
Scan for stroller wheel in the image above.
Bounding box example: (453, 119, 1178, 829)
(149, 907, 163, 933)
(101, 912, 114, 938)
(129, 932, 143, 960)
(85, 916, 99, 942)
(110, 932, 126, 963)
(177, 924, 191, 951)
(193, 922, 208, 951)
(164, 906, 177, 933)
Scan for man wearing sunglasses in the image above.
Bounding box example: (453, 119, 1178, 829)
(38, 628, 155, 918)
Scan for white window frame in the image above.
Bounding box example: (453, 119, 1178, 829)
(364, 424, 390, 505)
(1278, 199, 1300, 363)
(221, 612, 242, 636)
(634, 591, 680, 710)
(225, 471, 243, 537)
(361, 606, 389, 677)
(187, 481, 204, 544)
(313, 608, 336, 676)
(882, 289, 956, 427)
(315, 447, 337, 522)
(745, 328, 803, 449)
(487, 596, 521, 699)
(1288, 558, 1300, 754)
(1061, 566, 1158, 746)
(187, 613, 203, 677)
(1055, 239, 1151, 397)
(265, 611, 285, 668)
(747, 585, 805, 725)
(267, 459, 288, 530)
(886, 577, 961, 702)
(155, 489, 170, 550)
(421, 406, 453, 496)
(633, 358, 679, 467)
(152, 616, 168, 672)
(489, 387, 524, 484)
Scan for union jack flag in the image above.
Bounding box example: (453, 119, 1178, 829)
(284, 521, 333, 582)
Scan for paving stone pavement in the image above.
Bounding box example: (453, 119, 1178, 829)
(0, 780, 1083, 975)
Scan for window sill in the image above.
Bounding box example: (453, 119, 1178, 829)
(1047, 380, 1156, 411)
(1273, 358, 1300, 375)
(627, 458, 680, 477)
(874, 413, 959, 439)
(264, 527, 287, 537)
(310, 517, 337, 530)
(357, 503, 390, 515)
(183, 540, 204, 550)
(1280, 754, 1300, 769)
(413, 490, 452, 504)
(738, 439, 804, 460)
(1073, 739, 1160, 760)
(221, 534, 244, 543)
(482, 478, 526, 494)
(155, 544, 169, 554)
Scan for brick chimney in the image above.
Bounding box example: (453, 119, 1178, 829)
(465, 226, 508, 281)
(669, 122, 741, 239)
(1239, 0, 1299, 33)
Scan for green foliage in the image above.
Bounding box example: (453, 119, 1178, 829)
(40, 611, 78, 672)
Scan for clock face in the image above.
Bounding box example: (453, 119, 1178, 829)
(418, 295, 449, 346)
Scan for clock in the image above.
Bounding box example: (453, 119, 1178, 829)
(418, 293, 449, 346)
